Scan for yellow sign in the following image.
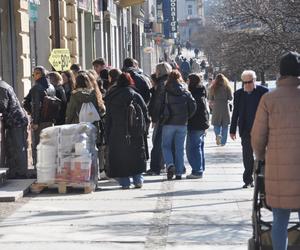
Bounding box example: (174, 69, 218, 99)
(119, 0, 145, 8)
(48, 48, 71, 71)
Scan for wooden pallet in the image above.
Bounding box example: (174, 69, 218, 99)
(30, 181, 95, 194)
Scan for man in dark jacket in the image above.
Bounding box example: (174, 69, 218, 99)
(0, 79, 29, 178)
(92, 57, 109, 91)
(24, 66, 56, 167)
(122, 57, 151, 104)
(230, 70, 268, 188)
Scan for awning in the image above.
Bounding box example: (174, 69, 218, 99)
(118, 0, 145, 8)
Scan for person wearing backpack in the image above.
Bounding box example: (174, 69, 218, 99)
(160, 70, 197, 180)
(122, 57, 151, 105)
(23, 66, 56, 167)
(104, 73, 150, 189)
(65, 72, 104, 124)
(47, 71, 67, 125)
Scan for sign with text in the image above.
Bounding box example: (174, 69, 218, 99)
(163, 0, 177, 39)
(49, 49, 71, 72)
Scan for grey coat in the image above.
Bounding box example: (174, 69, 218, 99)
(209, 85, 233, 126)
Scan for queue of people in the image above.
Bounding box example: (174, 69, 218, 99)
(1, 51, 299, 250)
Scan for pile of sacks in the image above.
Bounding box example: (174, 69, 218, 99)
(36, 123, 98, 184)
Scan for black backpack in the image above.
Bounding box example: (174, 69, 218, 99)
(129, 71, 151, 104)
(125, 97, 146, 144)
(40, 92, 62, 122)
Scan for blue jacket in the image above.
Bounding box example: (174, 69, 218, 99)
(230, 85, 268, 137)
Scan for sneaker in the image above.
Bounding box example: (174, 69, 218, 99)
(186, 173, 203, 179)
(216, 135, 222, 145)
(167, 165, 175, 180)
(121, 186, 130, 189)
(134, 183, 143, 188)
(175, 175, 182, 180)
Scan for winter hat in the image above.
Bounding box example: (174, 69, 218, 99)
(280, 51, 300, 77)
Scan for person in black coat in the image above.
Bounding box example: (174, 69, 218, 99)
(0, 80, 28, 178)
(122, 57, 151, 104)
(186, 74, 209, 179)
(161, 70, 197, 180)
(104, 73, 150, 189)
(48, 71, 67, 125)
(61, 70, 75, 103)
(23, 66, 56, 167)
(230, 70, 268, 188)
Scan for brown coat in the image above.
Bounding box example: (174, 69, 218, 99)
(251, 76, 300, 209)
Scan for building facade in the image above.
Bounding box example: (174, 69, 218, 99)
(0, 0, 161, 100)
(177, 0, 204, 46)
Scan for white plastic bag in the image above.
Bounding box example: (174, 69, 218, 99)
(79, 102, 100, 123)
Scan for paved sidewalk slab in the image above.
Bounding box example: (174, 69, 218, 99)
(0, 128, 254, 249)
(0, 179, 35, 202)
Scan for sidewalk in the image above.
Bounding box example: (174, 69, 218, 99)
(0, 128, 253, 250)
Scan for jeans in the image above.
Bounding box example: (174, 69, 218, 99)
(272, 208, 300, 250)
(150, 123, 164, 173)
(161, 125, 187, 176)
(241, 134, 254, 185)
(186, 130, 205, 174)
(213, 125, 228, 145)
(118, 174, 144, 187)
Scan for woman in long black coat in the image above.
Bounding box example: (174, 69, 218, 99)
(104, 73, 150, 189)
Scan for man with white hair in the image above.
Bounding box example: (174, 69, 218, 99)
(230, 70, 268, 188)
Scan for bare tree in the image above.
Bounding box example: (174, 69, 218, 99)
(195, 0, 300, 81)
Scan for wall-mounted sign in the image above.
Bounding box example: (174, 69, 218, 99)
(49, 49, 71, 72)
(29, 1, 39, 21)
(170, 0, 177, 33)
(163, 0, 177, 39)
(28, 0, 40, 4)
(94, 0, 102, 16)
(78, 0, 92, 12)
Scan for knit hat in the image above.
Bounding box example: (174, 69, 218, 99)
(280, 51, 300, 77)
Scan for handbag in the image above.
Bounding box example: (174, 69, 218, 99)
(160, 92, 171, 125)
(79, 102, 101, 123)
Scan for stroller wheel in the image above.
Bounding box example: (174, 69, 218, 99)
(248, 238, 259, 250)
